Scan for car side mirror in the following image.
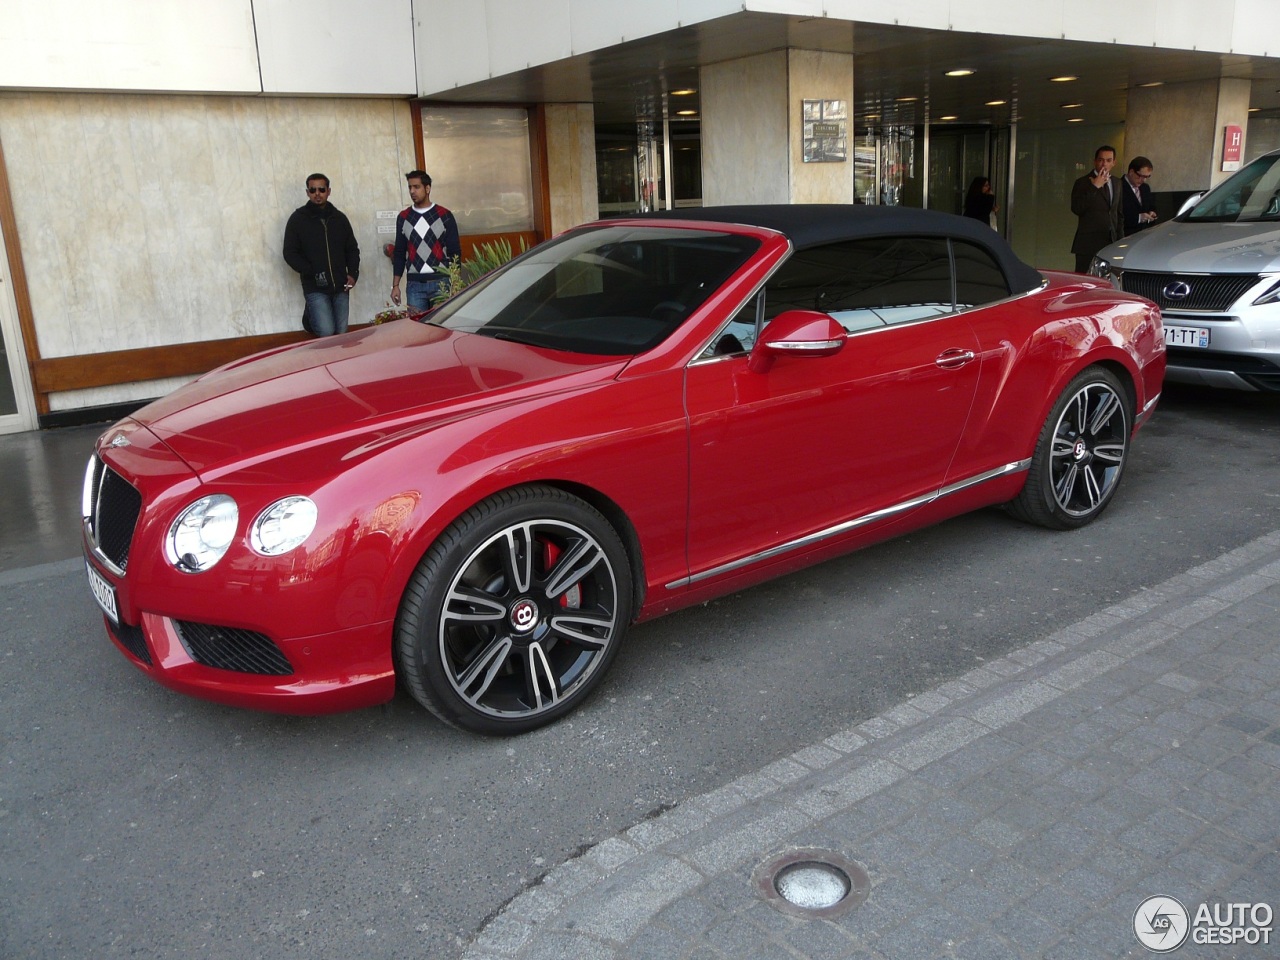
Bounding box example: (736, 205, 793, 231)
(1176, 192, 1204, 217)
(747, 309, 846, 373)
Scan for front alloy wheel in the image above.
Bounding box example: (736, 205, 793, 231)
(1008, 366, 1132, 530)
(396, 486, 631, 734)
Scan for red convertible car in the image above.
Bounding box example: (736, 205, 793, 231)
(83, 206, 1165, 734)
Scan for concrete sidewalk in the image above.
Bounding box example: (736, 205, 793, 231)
(464, 532, 1280, 960)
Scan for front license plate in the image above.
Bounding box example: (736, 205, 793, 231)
(85, 562, 119, 624)
(1165, 325, 1211, 348)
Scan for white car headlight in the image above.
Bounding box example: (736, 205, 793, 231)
(251, 497, 318, 556)
(1251, 277, 1280, 306)
(1089, 256, 1120, 283)
(166, 495, 239, 573)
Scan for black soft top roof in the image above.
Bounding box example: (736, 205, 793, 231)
(618, 204, 1045, 296)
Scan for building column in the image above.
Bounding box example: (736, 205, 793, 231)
(543, 103, 599, 234)
(701, 49, 855, 205)
(1124, 77, 1252, 194)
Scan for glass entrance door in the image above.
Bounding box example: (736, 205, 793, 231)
(855, 121, 1013, 235)
(595, 98, 702, 216)
(928, 127, 992, 216)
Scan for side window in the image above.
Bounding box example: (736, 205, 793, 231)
(699, 290, 760, 358)
(698, 235, 962, 359)
(764, 237, 953, 334)
(953, 241, 1011, 309)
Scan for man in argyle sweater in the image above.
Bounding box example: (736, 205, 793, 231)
(390, 169, 461, 311)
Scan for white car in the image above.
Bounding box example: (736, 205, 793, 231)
(1091, 148, 1280, 391)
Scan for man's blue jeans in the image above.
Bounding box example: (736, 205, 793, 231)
(304, 290, 350, 336)
(406, 278, 442, 311)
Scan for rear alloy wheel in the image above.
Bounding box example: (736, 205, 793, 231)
(396, 486, 631, 734)
(1008, 366, 1132, 530)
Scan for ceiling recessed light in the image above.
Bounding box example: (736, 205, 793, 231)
(1060, 102, 1083, 109)
(1050, 75, 1079, 83)
(676, 109, 697, 116)
(671, 88, 696, 96)
(1067, 117, 1084, 123)
(985, 99, 1008, 106)
(945, 69, 974, 77)
(938, 115, 958, 121)
(896, 96, 919, 102)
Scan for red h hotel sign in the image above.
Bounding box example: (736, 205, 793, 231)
(1223, 125, 1244, 171)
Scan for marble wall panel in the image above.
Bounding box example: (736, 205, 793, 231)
(0, 93, 417, 411)
(545, 104, 599, 235)
(701, 52, 791, 205)
(788, 50, 855, 205)
(1125, 80, 1223, 193)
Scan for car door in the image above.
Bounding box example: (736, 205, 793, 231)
(684, 236, 982, 583)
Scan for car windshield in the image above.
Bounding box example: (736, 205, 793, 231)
(431, 226, 760, 355)
(1184, 152, 1280, 223)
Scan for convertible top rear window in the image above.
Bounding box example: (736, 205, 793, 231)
(433, 226, 760, 355)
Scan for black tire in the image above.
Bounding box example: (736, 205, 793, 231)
(395, 485, 632, 734)
(1007, 366, 1132, 530)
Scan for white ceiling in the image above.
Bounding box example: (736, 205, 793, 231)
(424, 13, 1280, 131)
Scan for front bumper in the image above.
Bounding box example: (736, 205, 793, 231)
(87, 551, 397, 713)
(82, 424, 401, 714)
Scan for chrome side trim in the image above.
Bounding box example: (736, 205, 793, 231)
(666, 458, 1032, 589)
(1136, 391, 1161, 426)
(771, 338, 844, 352)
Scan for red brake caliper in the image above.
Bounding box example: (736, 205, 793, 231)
(541, 539, 581, 608)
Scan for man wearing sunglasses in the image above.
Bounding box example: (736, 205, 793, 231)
(283, 172, 361, 335)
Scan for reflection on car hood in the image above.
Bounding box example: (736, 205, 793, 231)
(134, 320, 625, 473)
(1101, 220, 1280, 273)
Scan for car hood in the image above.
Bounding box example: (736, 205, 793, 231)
(133, 320, 627, 474)
(1100, 220, 1280, 273)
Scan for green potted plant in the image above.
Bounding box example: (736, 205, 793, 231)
(372, 238, 525, 323)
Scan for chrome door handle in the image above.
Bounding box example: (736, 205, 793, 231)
(935, 349, 976, 369)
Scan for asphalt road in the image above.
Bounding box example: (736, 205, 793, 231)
(2, 383, 1278, 960)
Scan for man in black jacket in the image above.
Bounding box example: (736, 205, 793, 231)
(1122, 157, 1158, 235)
(1069, 145, 1123, 273)
(283, 173, 360, 335)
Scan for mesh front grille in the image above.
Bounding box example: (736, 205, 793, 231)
(108, 617, 152, 665)
(1119, 272, 1259, 311)
(88, 457, 142, 570)
(174, 621, 294, 676)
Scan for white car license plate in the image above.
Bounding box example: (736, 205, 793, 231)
(1164, 325, 1210, 348)
(85, 561, 119, 623)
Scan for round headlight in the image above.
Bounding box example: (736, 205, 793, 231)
(166, 495, 239, 573)
(251, 497, 318, 556)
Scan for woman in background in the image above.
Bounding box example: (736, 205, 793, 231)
(963, 176, 999, 229)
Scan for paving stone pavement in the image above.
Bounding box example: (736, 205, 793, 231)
(464, 530, 1280, 960)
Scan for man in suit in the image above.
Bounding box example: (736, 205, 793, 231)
(1122, 156, 1158, 235)
(1070, 145, 1123, 272)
